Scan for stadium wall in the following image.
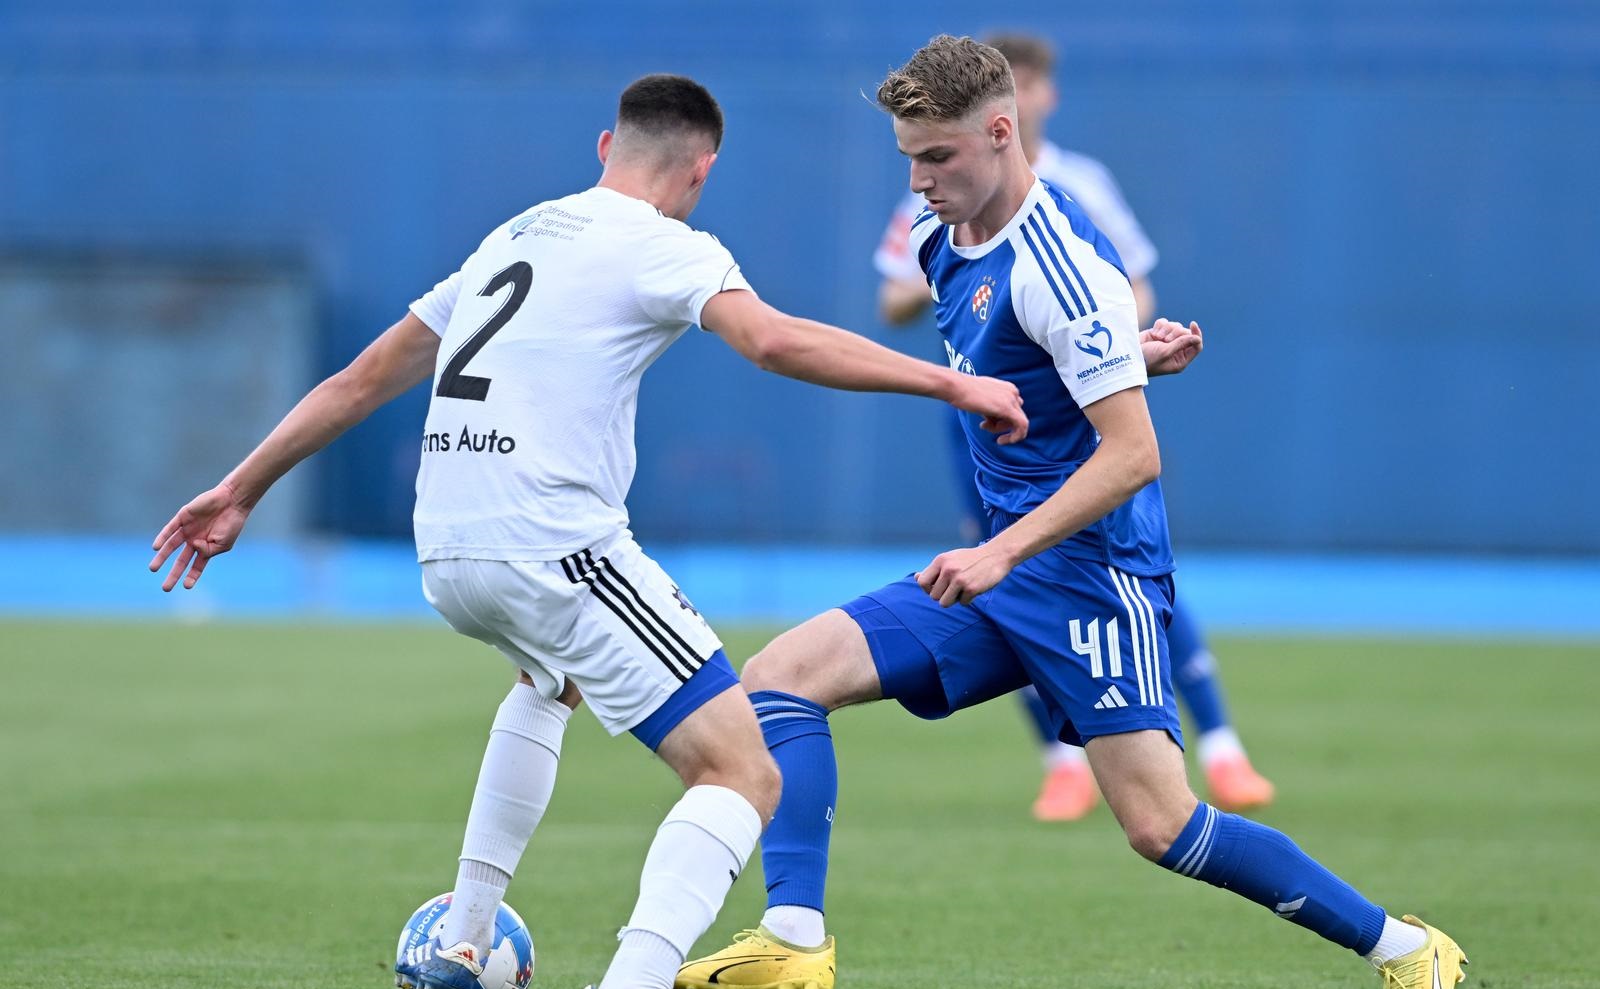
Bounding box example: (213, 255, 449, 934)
(3, 2, 1597, 554)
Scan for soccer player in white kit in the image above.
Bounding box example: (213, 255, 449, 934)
(149, 74, 1026, 989)
(874, 32, 1276, 823)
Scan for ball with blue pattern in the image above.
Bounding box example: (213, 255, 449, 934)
(395, 892, 535, 989)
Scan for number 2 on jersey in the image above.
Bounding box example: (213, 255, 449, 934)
(435, 261, 533, 401)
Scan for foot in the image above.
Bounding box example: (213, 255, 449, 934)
(396, 938, 485, 989)
(1204, 754, 1275, 812)
(1032, 760, 1097, 821)
(1374, 916, 1467, 988)
(676, 926, 835, 989)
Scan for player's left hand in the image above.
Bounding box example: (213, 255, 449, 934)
(1140, 319, 1203, 376)
(950, 374, 1028, 445)
(149, 482, 252, 591)
(917, 544, 1016, 607)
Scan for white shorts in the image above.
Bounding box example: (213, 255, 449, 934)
(421, 532, 724, 735)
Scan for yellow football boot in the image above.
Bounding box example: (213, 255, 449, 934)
(1374, 915, 1468, 989)
(676, 927, 835, 989)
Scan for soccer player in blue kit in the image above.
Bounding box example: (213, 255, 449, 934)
(680, 35, 1467, 989)
(876, 30, 1275, 822)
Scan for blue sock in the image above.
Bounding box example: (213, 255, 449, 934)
(1015, 685, 1058, 747)
(1167, 599, 1231, 734)
(1159, 803, 1386, 954)
(750, 690, 836, 912)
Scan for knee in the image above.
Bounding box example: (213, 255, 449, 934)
(742, 637, 834, 708)
(741, 611, 876, 712)
(681, 741, 782, 823)
(1121, 806, 1193, 862)
(741, 646, 798, 696)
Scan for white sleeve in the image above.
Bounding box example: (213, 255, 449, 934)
(1012, 224, 1146, 409)
(873, 192, 927, 282)
(1067, 162, 1159, 280)
(635, 225, 755, 327)
(409, 268, 463, 336)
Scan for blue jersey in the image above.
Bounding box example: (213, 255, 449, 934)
(910, 179, 1173, 576)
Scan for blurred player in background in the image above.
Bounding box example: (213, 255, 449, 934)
(682, 36, 1466, 989)
(874, 31, 1273, 822)
(149, 74, 1026, 989)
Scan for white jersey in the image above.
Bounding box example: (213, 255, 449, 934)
(876, 139, 1158, 283)
(409, 186, 753, 562)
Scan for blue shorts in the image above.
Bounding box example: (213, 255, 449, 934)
(841, 550, 1181, 748)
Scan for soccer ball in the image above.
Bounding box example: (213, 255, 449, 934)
(395, 893, 536, 989)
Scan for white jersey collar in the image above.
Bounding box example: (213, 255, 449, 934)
(587, 184, 666, 216)
(947, 179, 1048, 260)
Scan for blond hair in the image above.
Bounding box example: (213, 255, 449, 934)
(876, 34, 1015, 122)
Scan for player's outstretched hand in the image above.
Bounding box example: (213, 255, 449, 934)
(953, 374, 1028, 445)
(1140, 319, 1204, 376)
(149, 482, 252, 591)
(917, 544, 1016, 607)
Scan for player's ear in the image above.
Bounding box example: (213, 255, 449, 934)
(989, 111, 1015, 150)
(597, 129, 615, 166)
(691, 151, 717, 188)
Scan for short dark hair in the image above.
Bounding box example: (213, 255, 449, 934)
(981, 33, 1055, 75)
(616, 74, 724, 151)
(876, 35, 1014, 122)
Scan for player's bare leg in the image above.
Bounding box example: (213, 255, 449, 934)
(677, 610, 876, 989)
(742, 609, 883, 710)
(1087, 730, 1465, 985)
(1083, 729, 1197, 859)
(599, 686, 780, 989)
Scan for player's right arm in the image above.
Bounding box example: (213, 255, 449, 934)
(918, 384, 1158, 606)
(149, 310, 441, 591)
(700, 290, 1025, 442)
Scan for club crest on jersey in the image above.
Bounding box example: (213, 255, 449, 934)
(970, 277, 996, 323)
(1075, 320, 1114, 359)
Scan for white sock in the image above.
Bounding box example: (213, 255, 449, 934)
(1197, 726, 1246, 768)
(1365, 915, 1428, 965)
(760, 905, 826, 948)
(441, 682, 570, 956)
(603, 930, 680, 989)
(1043, 742, 1089, 769)
(599, 784, 763, 989)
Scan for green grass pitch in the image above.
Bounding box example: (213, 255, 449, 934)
(2, 619, 1596, 987)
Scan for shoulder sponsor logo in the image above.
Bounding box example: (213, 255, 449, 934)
(508, 206, 595, 241)
(1075, 353, 1135, 381)
(508, 213, 540, 239)
(1074, 319, 1113, 359)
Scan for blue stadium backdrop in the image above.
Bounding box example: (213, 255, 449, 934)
(2, 1, 1596, 553)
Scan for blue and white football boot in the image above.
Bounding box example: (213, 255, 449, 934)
(395, 937, 484, 989)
